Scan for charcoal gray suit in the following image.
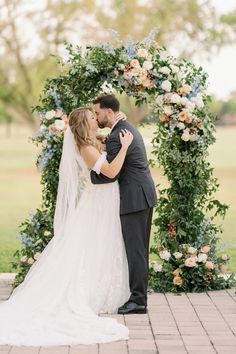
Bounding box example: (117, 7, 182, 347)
(90, 120, 157, 306)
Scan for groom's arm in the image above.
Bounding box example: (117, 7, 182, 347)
(90, 135, 122, 184)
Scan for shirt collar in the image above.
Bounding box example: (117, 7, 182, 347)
(111, 117, 127, 132)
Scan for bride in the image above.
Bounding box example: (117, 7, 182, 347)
(0, 107, 134, 346)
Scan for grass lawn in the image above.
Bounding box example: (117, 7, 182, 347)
(0, 123, 235, 273)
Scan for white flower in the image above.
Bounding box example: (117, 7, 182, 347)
(191, 94, 204, 108)
(34, 252, 41, 261)
(159, 250, 171, 261)
(159, 66, 171, 75)
(173, 252, 183, 259)
(35, 239, 42, 246)
(177, 122, 185, 130)
(159, 50, 169, 60)
(143, 60, 153, 70)
(119, 63, 125, 70)
(153, 263, 163, 272)
(45, 110, 55, 120)
(177, 71, 186, 81)
(170, 64, 179, 73)
(181, 131, 190, 142)
(27, 257, 34, 265)
(189, 133, 199, 142)
(185, 101, 196, 113)
(188, 246, 197, 254)
(155, 95, 164, 105)
(130, 59, 140, 68)
(170, 93, 181, 104)
(197, 253, 208, 263)
(180, 97, 189, 106)
(163, 105, 173, 116)
(55, 119, 66, 131)
(40, 125, 47, 132)
(131, 67, 141, 77)
(44, 230, 51, 237)
(161, 80, 172, 92)
(101, 81, 116, 94)
(20, 256, 27, 262)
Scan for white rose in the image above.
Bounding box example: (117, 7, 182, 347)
(131, 67, 141, 77)
(177, 71, 185, 81)
(170, 93, 181, 104)
(130, 59, 140, 68)
(45, 110, 55, 120)
(173, 252, 183, 259)
(197, 253, 208, 263)
(55, 119, 66, 131)
(161, 80, 172, 92)
(185, 101, 196, 113)
(27, 257, 34, 265)
(159, 250, 171, 261)
(170, 64, 179, 73)
(159, 66, 171, 75)
(20, 256, 27, 262)
(44, 230, 51, 236)
(155, 95, 164, 105)
(153, 263, 163, 272)
(35, 239, 42, 246)
(189, 133, 199, 142)
(163, 105, 173, 116)
(119, 63, 125, 70)
(180, 97, 189, 106)
(34, 252, 41, 261)
(159, 50, 169, 60)
(177, 122, 185, 130)
(181, 132, 190, 141)
(188, 247, 197, 254)
(143, 60, 153, 70)
(191, 95, 204, 108)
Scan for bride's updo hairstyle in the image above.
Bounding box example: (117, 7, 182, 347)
(68, 107, 101, 151)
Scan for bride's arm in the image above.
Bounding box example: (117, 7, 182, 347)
(80, 130, 133, 179)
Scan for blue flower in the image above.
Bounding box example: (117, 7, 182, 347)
(126, 36, 136, 58)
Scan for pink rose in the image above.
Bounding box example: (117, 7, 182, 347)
(137, 48, 149, 58)
(185, 257, 197, 267)
(55, 109, 63, 118)
(173, 276, 183, 285)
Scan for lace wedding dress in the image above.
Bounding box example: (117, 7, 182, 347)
(0, 128, 130, 346)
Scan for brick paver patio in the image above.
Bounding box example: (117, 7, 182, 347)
(0, 274, 236, 353)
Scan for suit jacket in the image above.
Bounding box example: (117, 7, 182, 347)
(90, 120, 157, 215)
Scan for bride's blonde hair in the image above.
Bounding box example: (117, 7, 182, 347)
(69, 107, 103, 152)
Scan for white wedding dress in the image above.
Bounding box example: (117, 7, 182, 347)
(0, 128, 130, 346)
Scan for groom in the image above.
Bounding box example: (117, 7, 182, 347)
(90, 95, 157, 314)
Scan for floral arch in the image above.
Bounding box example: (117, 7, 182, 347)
(13, 37, 234, 292)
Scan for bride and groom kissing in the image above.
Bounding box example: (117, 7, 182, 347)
(0, 95, 157, 346)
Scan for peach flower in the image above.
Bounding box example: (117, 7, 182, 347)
(178, 84, 192, 95)
(55, 109, 63, 118)
(179, 112, 189, 122)
(221, 254, 229, 261)
(137, 48, 149, 58)
(159, 114, 170, 122)
(173, 276, 183, 285)
(130, 59, 140, 68)
(205, 261, 215, 270)
(173, 268, 183, 276)
(201, 246, 210, 254)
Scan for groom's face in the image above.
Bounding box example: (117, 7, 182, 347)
(94, 104, 109, 129)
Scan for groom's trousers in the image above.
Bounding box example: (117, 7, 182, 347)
(120, 207, 153, 307)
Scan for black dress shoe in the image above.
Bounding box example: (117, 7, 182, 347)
(118, 301, 147, 314)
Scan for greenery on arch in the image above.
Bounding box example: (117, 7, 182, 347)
(13, 35, 235, 291)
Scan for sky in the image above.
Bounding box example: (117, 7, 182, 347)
(3, 0, 236, 100)
(199, 0, 236, 99)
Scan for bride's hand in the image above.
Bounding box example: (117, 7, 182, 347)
(116, 112, 127, 121)
(119, 129, 133, 150)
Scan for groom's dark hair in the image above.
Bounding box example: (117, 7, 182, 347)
(93, 95, 120, 112)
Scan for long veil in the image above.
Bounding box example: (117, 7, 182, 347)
(53, 127, 84, 240)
